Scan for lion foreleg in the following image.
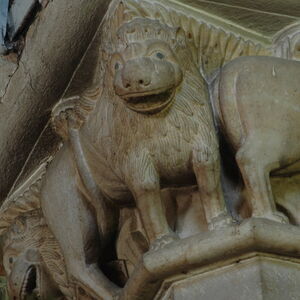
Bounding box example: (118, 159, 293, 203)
(126, 150, 177, 251)
(192, 136, 231, 230)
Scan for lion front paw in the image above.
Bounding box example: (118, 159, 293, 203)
(208, 213, 233, 231)
(149, 233, 178, 252)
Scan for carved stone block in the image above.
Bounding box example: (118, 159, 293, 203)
(119, 219, 300, 299)
(159, 256, 300, 300)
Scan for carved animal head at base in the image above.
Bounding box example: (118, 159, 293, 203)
(2, 211, 70, 300)
(111, 18, 189, 114)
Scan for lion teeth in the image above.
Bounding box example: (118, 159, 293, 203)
(19, 266, 39, 300)
(20, 269, 30, 300)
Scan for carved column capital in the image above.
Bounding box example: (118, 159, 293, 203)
(1, 0, 300, 299)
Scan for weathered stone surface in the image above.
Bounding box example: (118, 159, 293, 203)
(120, 218, 300, 299)
(0, 58, 17, 99)
(0, 1, 300, 299)
(0, 0, 111, 201)
(159, 256, 300, 300)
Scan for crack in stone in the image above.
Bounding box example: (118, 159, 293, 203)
(19, 59, 38, 94)
(0, 0, 52, 103)
(0, 61, 19, 103)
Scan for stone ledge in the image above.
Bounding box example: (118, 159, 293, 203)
(158, 255, 300, 300)
(120, 219, 300, 299)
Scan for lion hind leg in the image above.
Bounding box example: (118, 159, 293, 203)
(236, 139, 288, 224)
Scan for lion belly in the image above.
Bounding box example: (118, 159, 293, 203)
(79, 138, 133, 203)
(146, 134, 196, 185)
(82, 114, 205, 198)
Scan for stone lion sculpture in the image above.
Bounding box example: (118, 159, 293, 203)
(40, 18, 230, 298)
(212, 55, 300, 223)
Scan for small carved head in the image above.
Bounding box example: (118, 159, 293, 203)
(2, 214, 63, 300)
(111, 18, 188, 114)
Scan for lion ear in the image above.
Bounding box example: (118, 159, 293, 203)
(175, 28, 186, 45)
(13, 219, 26, 235)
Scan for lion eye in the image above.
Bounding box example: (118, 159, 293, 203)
(9, 257, 13, 264)
(115, 62, 120, 70)
(156, 52, 165, 59)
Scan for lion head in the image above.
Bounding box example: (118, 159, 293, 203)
(0, 164, 75, 299)
(2, 212, 67, 300)
(110, 18, 188, 114)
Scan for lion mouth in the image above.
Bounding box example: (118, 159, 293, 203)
(123, 89, 175, 114)
(20, 266, 40, 300)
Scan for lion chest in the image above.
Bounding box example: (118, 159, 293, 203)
(83, 95, 211, 193)
(112, 113, 202, 184)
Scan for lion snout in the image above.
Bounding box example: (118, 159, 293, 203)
(114, 57, 182, 99)
(114, 58, 153, 96)
(122, 59, 152, 90)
